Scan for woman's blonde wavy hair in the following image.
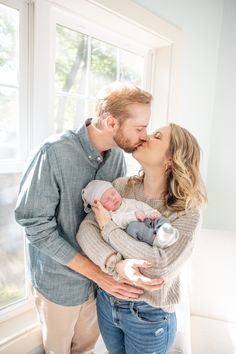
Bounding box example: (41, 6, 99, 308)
(126, 123, 207, 215)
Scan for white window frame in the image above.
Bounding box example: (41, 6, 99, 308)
(0, 0, 38, 350)
(0, 0, 31, 173)
(0, 0, 32, 312)
(0, 0, 182, 351)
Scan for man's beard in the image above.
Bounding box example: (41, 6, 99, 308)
(114, 128, 140, 153)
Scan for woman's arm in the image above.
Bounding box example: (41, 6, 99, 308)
(77, 210, 164, 290)
(76, 212, 120, 273)
(100, 208, 201, 281)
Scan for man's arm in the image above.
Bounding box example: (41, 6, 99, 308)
(67, 252, 144, 299)
(15, 147, 145, 298)
(15, 146, 78, 265)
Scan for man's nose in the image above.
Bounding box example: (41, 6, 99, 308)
(140, 130, 148, 141)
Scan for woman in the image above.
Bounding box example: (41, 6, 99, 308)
(77, 123, 207, 354)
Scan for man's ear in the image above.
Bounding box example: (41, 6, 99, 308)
(106, 115, 118, 130)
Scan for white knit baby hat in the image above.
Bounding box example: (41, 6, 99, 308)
(81, 180, 113, 212)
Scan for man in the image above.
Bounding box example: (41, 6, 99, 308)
(15, 82, 163, 354)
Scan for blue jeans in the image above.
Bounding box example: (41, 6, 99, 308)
(96, 288, 177, 354)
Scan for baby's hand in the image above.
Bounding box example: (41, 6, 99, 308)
(135, 210, 146, 221)
(147, 211, 161, 220)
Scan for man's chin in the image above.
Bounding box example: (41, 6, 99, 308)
(126, 143, 144, 153)
(122, 146, 137, 153)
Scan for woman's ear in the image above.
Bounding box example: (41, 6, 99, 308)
(168, 158, 172, 167)
(165, 158, 172, 171)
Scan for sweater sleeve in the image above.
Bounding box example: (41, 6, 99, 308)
(101, 208, 201, 281)
(76, 212, 122, 273)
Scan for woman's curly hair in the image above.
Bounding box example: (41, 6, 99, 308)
(125, 123, 207, 215)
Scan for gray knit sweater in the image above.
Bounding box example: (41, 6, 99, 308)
(77, 177, 201, 312)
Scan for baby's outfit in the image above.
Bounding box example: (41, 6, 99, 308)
(110, 198, 179, 248)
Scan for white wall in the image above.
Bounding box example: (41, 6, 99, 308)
(132, 0, 224, 181)
(204, 0, 236, 232)
(132, 0, 236, 231)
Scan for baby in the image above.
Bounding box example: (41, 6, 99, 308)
(82, 180, 179, 248)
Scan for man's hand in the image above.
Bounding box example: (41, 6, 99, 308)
(95, 272, 144, 300)
(67, 252, 143, 300)
(115, 259, 164, 292)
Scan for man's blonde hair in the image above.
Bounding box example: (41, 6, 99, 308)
(94, 82, 152, 128)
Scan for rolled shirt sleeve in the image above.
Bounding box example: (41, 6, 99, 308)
(15, 145, 77, 265)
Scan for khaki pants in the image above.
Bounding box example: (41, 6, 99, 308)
(33, 287, 100, 354)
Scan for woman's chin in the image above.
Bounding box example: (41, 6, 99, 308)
(132, 151, 138, 159)
(132, 147, 142, 159)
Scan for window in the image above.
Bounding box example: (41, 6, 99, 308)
(54, 24, 143, 132)
(0, 3, 19, 160)
(0, 2, 27, 310)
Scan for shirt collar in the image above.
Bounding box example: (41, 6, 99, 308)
(76, 118, 111, 162)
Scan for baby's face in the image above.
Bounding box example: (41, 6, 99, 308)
(100, 187, 122, 211)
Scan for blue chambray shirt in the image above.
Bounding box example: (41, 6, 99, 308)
(15, 119, 126, 306)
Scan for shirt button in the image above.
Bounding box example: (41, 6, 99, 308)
(88, 155, 92, 159)
(97, 156, 102, 161)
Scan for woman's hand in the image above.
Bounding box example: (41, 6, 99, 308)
(115, 259, 164, 292)
(92, 200, 111, 230)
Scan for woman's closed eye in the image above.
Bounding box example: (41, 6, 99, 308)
(152, 131, 161, 139)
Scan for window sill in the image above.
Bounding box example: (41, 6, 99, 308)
(0, 306, 42, 353)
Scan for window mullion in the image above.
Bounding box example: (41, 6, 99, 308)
(116, 47, 120, 81)
(84, 36, 91, 117)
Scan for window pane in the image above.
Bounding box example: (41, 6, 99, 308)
(90, 38, 117, 96)
(0, 4, 19, 86)
(0, 87, 18, 159)
(54, 25, 143, 132)
(119, 50, 143, 86)
(0, 173, 25, 309)
(55, 25, 88, 95)
(55, 25, 88, 132)
(0, 4, 19, 160)
(54, 94, 85, 132)
(87, 99, 96, 118)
